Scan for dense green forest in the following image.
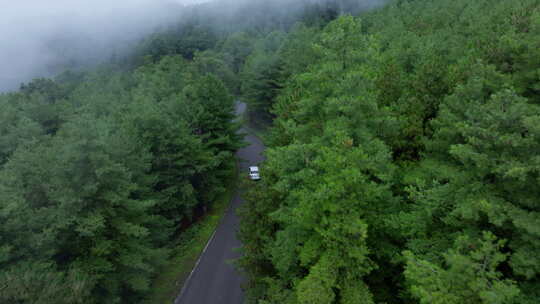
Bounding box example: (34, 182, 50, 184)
(1, 0, 539, 303)
(0, 39, 243, 304)
(0, 1, 356, 303)
(238, 0, 540, 303)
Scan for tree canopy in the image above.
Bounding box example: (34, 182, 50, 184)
(238, 0, 540, 303)
(2, 0, 540, 303)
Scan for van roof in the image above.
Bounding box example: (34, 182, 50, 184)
(249, 166, 259, 171)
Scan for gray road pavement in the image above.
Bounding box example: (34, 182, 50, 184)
(174, 102, 264, 304)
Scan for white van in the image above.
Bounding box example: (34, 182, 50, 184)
(248, 166, 261, 180)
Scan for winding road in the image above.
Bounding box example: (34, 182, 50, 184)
(174, 102, 265, 304)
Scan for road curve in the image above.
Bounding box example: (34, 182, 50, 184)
(174, 102, 265, 304)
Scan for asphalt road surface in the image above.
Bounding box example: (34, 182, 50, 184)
(174, 102, 265, 304)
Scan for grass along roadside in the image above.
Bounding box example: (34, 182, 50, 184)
(143, 161, 239, 304)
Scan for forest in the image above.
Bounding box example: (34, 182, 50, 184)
(0, 31, 243, 304)
(1, 0, 539, 303)
(0, 1, 348, 302)
(238, 0, 540, 303)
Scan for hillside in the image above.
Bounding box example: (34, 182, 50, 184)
(1, 0, 539, 303)
(238, 0, 540, 303)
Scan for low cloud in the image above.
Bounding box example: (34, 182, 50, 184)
(0, 0, 189, 92)
(0, 0, 386, 92)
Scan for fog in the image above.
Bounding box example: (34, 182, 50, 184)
(0, 0, 201, 92)
(0, 0, 385, 92)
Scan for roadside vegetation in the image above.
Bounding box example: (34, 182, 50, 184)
(144, 160, 238, 304)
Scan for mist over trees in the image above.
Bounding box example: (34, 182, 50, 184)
(0, 0, 385, 92)
(1, 0, 539, 303)
(0, 0, 185, 92)
(0, 58, 242, 303)
(0, 0, 360, 302)
(0, 1, 244, 300)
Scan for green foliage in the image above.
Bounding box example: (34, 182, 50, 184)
(0, 116, 165, 302)
(220, 31, 255, 74)
(239, 0, 540, 303)
(0, 262, 92, 304)
(191, 50, 237, 92)
(405, 233, 520, 304)
(143, 161, 237, 304)
(0, 41, 240, 304)
(3, 0, 540, 303)
(133, 22, 217, 63)
(0, 99, 43, 165)
(241, 31, 286, 120)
